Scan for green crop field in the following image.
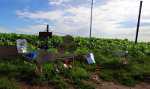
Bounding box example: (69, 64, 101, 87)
(0, 33, 150, 89)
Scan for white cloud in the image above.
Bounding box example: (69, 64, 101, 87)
(48, 0, 70, 5)
(16, 10, 63, 21)
(0, 26, 12, 33)
(15, 24, 46, 35)
(16, 0, 150, 42)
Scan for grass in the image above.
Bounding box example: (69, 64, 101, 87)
(0, 77, 19, 89)
(0, 33, 150, 88)
(69, 67, 89, 80)
(0, 51, 150, 88)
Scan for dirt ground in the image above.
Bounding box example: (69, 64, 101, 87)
(19, 73, 150, 89)
(19, 81, 150, 89)
(86, 75, 150, 89)
(95, 81, 150, 89)
(19, 83, 54, 89)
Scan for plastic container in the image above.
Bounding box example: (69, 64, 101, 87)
(86, 53, 96, 64)
(16, 39, 27, 53)
(25, 52, 37, 60)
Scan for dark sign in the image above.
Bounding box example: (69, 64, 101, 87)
(0, 46, 18, 58)
(39, 32, 52, 39)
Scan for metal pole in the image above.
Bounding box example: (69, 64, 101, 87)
(47, 24, 49, 32)
(89, 0, 94, 50)
(135, 1, 143, 44)
(46, 24, 49, 49)
(90, 0, 94, 39)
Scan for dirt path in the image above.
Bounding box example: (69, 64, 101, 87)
(19, 81, 150, 89)
(87, 73, 150, 89)
(95, 81, 150, 89)
(19, 82, 54, 89)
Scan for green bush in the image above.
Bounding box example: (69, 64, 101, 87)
(48, 48, 58, 53)
(0, 63, 17, 72)
(129, 63, 144, 76)
(102, 57, 122, 69)
(0, 63, 20, 78)
(75, 48, 89, 55)
(53, 78, 67, 89)
(0, 78, 19, 89)
(43, 63, 54, 73)
(69, 67, 89, 80)
(94, 53, 109, 65)
(87, 65, 97, 72)
(16, 62, 36, 78)
(42, 63, 55, 80)
(31, 74, 47, 85)
(118, 75, 136, 86)
(100, 69, 114, 81)
(114, 69, 137, 86)
(74, 80, 95, 89)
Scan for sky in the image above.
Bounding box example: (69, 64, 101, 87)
(0, 0, 150, 42)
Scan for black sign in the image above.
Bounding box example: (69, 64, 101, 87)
(39, 32, 52, 39)
(0, 46, 18, 58)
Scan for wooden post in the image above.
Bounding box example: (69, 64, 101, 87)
(46, 24, 49, 49)
(135, 1, 143, 44)
(47, 24, 49, 32)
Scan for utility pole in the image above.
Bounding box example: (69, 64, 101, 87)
(89, 0, 94, 49)
(135, 1, 143, 44)
(90, 0, 94, 39)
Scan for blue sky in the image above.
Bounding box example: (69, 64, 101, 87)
(0, 0, 49, 28)
(0, 0, 150, 42)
